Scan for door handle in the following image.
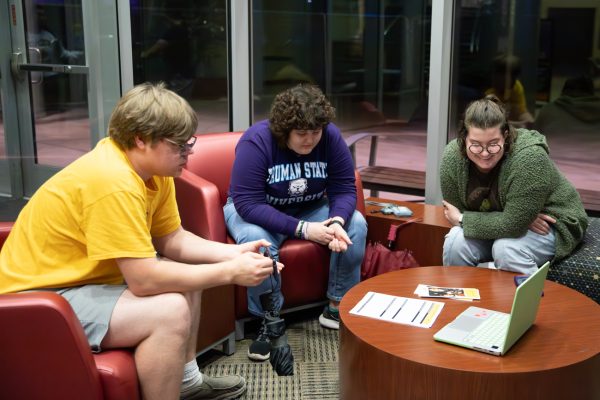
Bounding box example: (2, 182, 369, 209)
(28, 47, 43, 84)
(11, 51, 88, 82)
(10, 52, 25, 80)
(18, 63, 89, 74)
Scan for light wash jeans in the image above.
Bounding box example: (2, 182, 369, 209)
(224, 197, 367, 317)
(442, 225, 556, 275)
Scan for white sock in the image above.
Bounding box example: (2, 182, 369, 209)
(181, 360, 202, 391)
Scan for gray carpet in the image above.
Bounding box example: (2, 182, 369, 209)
(197, 315, 340, 400)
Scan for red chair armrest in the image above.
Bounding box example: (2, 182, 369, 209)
(95, 350, 140, 400)
(355, 170, 365, 215)
(0, 292, 104, 399)
(0, 221, 14, 249)
(175, 169, 228, 243)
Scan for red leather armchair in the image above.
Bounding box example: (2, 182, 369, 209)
(174, 132, 365, 339)
(0, 222, 140, 400)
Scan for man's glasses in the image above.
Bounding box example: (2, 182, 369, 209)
(164, 136, 197, 154)
(468, 143, 503, 154)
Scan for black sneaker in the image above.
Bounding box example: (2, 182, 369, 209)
(247, 321, 271, 361)
(180, 373, 246, 400)
(319, 305, 340, 330)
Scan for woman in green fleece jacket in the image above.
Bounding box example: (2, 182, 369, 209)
(440, 95, 588, 274)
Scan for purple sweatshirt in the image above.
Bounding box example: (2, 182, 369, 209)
(229, 120, 357, 237)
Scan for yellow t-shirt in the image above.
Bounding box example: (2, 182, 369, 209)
(485, 79, 528, 119)
(0, 138, 181, 293)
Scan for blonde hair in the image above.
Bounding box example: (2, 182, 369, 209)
(108, 82, 198, 149)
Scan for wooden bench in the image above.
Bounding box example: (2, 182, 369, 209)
(357, 166, 599, 216)
(345, 132, 600, 215)
(578, 189, 600, 216)
(345, 132, 426, 197)
(357, 166, 425, 197)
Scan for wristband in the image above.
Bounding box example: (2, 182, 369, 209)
(302, 221, 309, 240)
(296, 220, 305, 238)
(327, 219, 344, 228)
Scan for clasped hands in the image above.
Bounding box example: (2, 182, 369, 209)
(306, 218, 352, 252)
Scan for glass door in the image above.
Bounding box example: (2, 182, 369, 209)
(0, 84, 9, 196)
(8, 0, 89, 195)
(2, 0, 121, 198)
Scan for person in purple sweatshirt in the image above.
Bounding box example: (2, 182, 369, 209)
(224, 84, 367, 361)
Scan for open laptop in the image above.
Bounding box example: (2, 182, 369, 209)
(433, 261, 549, 356)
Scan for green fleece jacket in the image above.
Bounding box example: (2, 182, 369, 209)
(440, 129, 588, 262)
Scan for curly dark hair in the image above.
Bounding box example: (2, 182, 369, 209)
(456, 94, 516, 158)
(269, 84, 336, 148)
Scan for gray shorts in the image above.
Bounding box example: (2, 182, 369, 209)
(43, 284, 127, 353)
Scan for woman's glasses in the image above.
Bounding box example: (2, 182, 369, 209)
(468, 143, 503, 154)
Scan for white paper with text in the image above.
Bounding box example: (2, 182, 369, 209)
(349, 291, 444, 328)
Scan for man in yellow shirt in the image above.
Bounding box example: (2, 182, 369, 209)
(485, 54, 534, 128)
(0, 82, 282, 400)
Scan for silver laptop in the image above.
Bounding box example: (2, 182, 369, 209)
(433, 262, 549, 356)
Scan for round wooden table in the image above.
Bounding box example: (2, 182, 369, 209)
(339, 267, 600, 400)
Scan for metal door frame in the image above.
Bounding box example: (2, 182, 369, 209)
(0, 0, 121, 197)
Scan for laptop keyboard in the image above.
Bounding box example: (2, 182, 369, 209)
(464, 313, 509, 347)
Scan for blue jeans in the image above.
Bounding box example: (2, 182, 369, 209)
(442, 225, 556, 275)
(224, 197, 367, 317)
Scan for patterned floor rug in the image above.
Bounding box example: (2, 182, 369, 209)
(197, 310, 340, 400)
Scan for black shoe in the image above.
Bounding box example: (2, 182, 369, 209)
(319, 305, 340, 330)
(247, 321, 271, 361)
(180, 373, 246, 400)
